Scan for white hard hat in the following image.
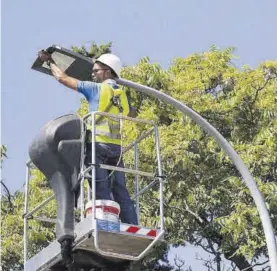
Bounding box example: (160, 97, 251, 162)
(96, 53, 122, 77)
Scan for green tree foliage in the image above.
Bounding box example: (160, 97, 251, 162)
(71, 41, 112, 60)
(121, 46, 277, 270)
(1, 43, 277, 271)
(1, 168, 56, 270)
(1, 144, 7, 161)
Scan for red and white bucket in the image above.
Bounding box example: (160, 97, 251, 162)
(85, 200, 120, 223)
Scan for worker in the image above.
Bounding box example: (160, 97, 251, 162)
(37, 50, 138, 265)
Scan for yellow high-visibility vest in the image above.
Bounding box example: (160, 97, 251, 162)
(87, 83, 130, 145)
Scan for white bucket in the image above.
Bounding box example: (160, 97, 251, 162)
(85, 199, 120, 223)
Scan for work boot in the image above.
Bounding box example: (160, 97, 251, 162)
(60, 238, 74, 267)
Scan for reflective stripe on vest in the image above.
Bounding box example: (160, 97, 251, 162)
(95, 129, 121, 139)
(87, 83, 130, 145)
(97, 120, 120, 130)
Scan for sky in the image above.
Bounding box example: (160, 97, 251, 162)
(1, 0, 277, 269)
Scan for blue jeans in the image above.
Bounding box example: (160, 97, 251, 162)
(85, 142, 138, 225)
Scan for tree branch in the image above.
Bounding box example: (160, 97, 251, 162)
(207, 239, 221, 271)
(250, 76, 272, 107)
(183, 198, 204, 224)
(196, 254, 216, 271)
(174, 255, 186, 270)
(194, 238, 214, 254)
(1, 180, 13, 210)
(241, 259, 269, 271)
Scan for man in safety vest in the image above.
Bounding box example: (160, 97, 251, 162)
(38, 51, 138, 263)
